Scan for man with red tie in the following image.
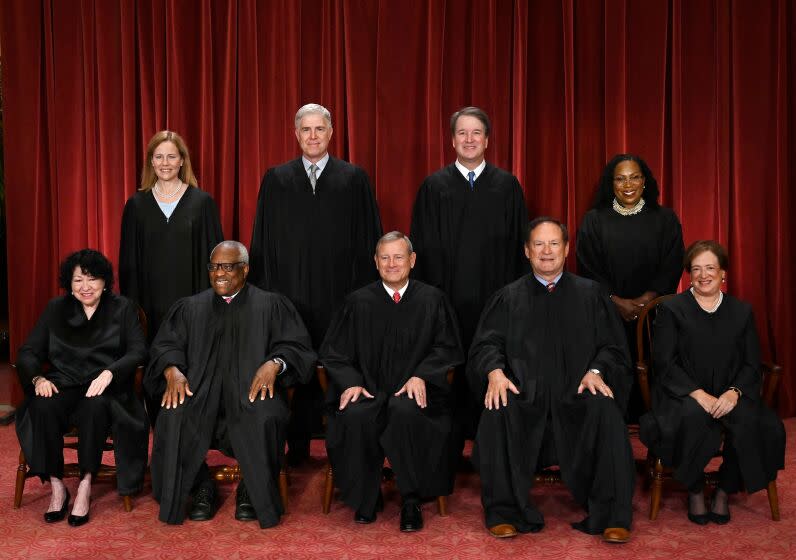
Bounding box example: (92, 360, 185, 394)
(320, 231, 464, 532)
(468, 218, 635, 543)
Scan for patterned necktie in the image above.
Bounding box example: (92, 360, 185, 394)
(393, 291, 401, 303)
(546, 283, 555, 293)
(223, 296, 233, 304)
(309, 163, 318, 194)
(468, 170, 475, 190)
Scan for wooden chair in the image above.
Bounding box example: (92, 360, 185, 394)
(14, 306, 148, 513)
(635, 294, 782, 521)
(318, 365, 452, 516)
(208, 386, 294, 512)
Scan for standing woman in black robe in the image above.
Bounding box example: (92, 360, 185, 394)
(15, 249, 148, 526)
(640, 241, 785, 524)
(119, 130, 224, 342)
(576, 154, 684, 419)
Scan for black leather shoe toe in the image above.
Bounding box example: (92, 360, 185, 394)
(44, 489, 70, 523)
(399, 503, 423, 532)
(189, 486, 217, 521)
(235, 482, 257, 521)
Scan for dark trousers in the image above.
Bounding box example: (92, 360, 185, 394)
(24, 385, 111, 479)
(326, 394, 454, 517)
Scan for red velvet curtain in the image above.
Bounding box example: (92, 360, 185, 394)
(2, 0, 794, 414)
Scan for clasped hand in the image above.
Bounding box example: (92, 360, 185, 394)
(612, 291, 656, 322)
(690, 388, 738, 418)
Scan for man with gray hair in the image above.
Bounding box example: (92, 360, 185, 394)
(321, 231, 463, 532)
(249, 103, 382, 466)
(146, 240, 316, 528)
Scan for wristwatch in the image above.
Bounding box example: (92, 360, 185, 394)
(272, 357, 287, 375)
(587, 369, 602, 378)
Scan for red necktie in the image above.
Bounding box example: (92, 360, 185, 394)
(223, 296, 233, 304)
(393, 291, 401, 303)
(546, 283, 555, 293)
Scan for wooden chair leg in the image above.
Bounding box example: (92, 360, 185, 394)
(767, 480, 780, 521)
(279, 468, 289, 513)
(436, 495, 448, 517)
(14, 449, 27, 509)
(123, 495, 133, 512)
(322, 464, 334, 514)
(649, 459, 664, 521)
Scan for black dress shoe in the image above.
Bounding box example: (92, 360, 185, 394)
(67, 509, 90, 527)
(44, 489, 70, 523)
(399, 502, 423, 532)
(235, 482, 257, 521)
(189, 485, 217, 521)
(354, 492, 384, 524)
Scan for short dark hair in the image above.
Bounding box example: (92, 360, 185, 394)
(525, 216, 569, 244)
(591, 153, 661, 209)
(450, 106, 491, 137)
(683, 240, 729, 273)
(59, 249, 115, 292)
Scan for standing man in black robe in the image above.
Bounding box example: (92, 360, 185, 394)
(250, 103, 382, 464)
(321, 231, 464, 532)
(410, 106, 528, 443)
(145, 241, 316, 529)
(469, 217, 634, 543)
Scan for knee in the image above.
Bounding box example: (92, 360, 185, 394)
(28, 395, 62, 416)
(680, 397, 711, 424)
(80, 394, 111, 416)
(388, 395, 423, 421)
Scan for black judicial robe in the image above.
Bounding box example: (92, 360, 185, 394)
(321, 281, 464, 510)
(468, 272, 634, 532)
(576, 205, 684, 301)
(410, 163, 528, 349)
(119, 187, 224, 342)
(145, 284, 316, 528)
(639, 292, 785, 492)
(249, 157, 382, 347)
(15, 293, 148, 494)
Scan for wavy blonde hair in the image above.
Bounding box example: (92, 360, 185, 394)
(140, 130, 198, 190)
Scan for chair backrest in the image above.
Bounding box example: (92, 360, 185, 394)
(634, 294, 674, 412)
(634, 293, 784, 411)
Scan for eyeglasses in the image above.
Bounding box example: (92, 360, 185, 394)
(206, 262, 245, 272)
(613, 174, 644, 185)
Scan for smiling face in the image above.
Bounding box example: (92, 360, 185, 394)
(612, 159, 645, 208)
(295, 113, 333, 163)
(689, 250, 725, 298)
(71, 266, 106, 309)
(451, 115, 489, 168)
(375, 238, 416, 290)
(525, 222, 569, 282)
(151, 140, 184, 183)
(208, 246, 249, 297)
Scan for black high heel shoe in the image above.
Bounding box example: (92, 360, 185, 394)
(68, 498, 90, 527)
(709, 491, 731, 525)
(44, 489, 70, 523)
(687, 491, 709, 526)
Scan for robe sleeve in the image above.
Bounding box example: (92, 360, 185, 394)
(649, 209, 684, 296)
(509, 176, 530, 279)
(409, 180, 444, 289)
(652, 304, 700, 398)
(16, 301, 55, 387)
(201, 192, 225, 261)
(411, 294, 464, 391)
(349, 168, 382, 290)
(144, 298, 191, 398)
(588, 292, 633, 410)
(576, 211, 612, 294)
(467, 289, 511, 397)
(118, 198, 140, 301)
(730, 309, 762, 401)
(105, 299, 148, 386)
(319, 301, 366, 394)
(266, 294, 317, 387)
(248, 170, 274, 290)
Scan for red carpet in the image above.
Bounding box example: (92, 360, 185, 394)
(1, 420, 794, 560)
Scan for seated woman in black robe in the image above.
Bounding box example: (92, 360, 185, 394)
(640, 241, 785, 524)
(15, 249, 148, 526)
(576, 154, 684, 420)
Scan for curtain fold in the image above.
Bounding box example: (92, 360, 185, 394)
(1, 0, 794, 414)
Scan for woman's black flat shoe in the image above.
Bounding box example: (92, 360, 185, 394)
(687, 510, 710, 525)
(44, 489, 70, 523)
(708, 511, 730, 524)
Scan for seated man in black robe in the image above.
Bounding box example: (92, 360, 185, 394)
(469, 217, 635, 543)
(321, 231, 464, 532)
(145, 241, 316, 529)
